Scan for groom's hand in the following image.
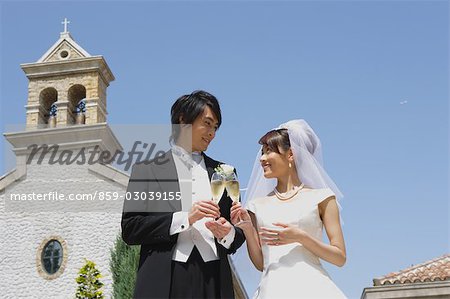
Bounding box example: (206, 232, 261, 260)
(205, 217, 232, 239)
(188, 201, 220, 225)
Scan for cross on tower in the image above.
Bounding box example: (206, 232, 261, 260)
(61, 18, 70, 33)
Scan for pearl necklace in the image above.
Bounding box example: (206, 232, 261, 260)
(274, 183, 305, 200)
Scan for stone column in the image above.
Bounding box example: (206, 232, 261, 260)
(25, 104, 40, 130)
(56, 101, 70, 127)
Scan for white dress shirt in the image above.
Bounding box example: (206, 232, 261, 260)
(169, 147, 235, 262)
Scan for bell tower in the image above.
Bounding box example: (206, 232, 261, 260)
(3, 19, 121, 180)
(21, 18, 114, 129)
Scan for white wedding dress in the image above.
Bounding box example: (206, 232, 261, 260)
(247, 188, 347, 299)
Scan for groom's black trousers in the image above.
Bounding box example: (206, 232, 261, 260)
(169, 246, 221, 299)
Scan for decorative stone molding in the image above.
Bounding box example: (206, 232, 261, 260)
(36, 236, 68, 280)
(4, 123, 123, 157)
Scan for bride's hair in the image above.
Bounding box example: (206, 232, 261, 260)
(258, 128, 290, 154)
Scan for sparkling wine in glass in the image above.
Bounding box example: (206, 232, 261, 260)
(226, 179, 240, 203)
(225, 172, 243, 225)
(211, 172, 225, 204)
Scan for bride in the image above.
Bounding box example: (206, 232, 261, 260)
(231, 120, 347, 299)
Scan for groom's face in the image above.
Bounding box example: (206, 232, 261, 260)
(191, 106, 219, 152)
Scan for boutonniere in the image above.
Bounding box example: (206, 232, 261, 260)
(214, 164, 235, 179)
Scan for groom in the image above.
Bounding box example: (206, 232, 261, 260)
(121, 90, 245, 299)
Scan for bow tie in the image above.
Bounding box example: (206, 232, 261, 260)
(191, 152, 202, 164)
(172, 145, 203, 167)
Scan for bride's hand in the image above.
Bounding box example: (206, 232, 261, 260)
(230, 202, 252, 229)
(259, 222, 306, 246)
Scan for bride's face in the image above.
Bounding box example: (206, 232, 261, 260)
(260, 145, 291, 178)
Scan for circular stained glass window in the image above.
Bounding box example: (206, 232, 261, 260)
(41, 240, 63, 275)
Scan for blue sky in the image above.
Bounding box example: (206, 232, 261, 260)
(1, 1, 448, 298)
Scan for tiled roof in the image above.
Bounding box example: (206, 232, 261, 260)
(373, 254, 450, 286)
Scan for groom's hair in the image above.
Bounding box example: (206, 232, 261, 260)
(259, 129, 291, 154)
(170, 90, 222, 142)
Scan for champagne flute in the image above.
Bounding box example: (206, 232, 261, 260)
(210, 172, 225, 220)
(211, 172, 225, 204)
(225, 172, 243, 225)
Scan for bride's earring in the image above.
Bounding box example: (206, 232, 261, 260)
(289, 162, 292, 168)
